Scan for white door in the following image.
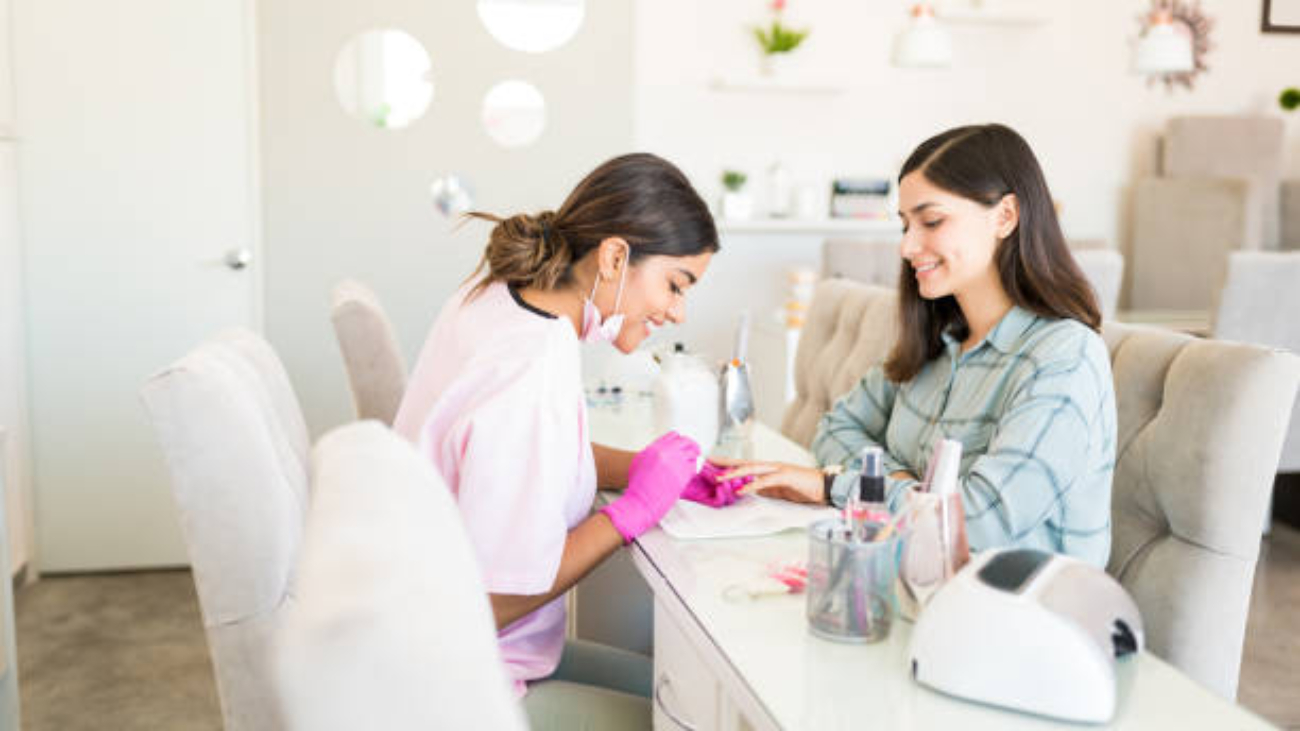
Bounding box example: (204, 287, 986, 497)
(14, 0, 261, 570)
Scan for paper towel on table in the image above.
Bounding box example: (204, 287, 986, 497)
(659, 495, 839, 539)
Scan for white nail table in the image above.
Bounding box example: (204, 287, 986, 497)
(587, 397, 1273, 731)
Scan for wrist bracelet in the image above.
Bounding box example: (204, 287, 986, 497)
(820, 465, 843, 506)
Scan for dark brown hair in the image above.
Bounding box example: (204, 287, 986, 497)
(466, 153, 718, 296)
(883, 124, 1101, 383)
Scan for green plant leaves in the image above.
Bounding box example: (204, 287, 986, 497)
(753, 20, 809, 55)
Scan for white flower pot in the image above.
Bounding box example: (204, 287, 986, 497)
(720, 191, 754, 220)
(759, 52, 791, 78)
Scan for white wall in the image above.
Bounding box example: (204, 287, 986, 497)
(632, 0, 1300, 252)
(259, 0, 636, 435)
(0, 0, 31, 576)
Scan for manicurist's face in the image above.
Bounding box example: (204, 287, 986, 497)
(612, 251, 712, 353)
(897, 171, 1013, 301)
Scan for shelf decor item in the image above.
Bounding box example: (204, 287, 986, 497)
(1281, 87, 1300, 111)
(893, 4, 954, 69)
(1134, 0, 1213, 91)
(752, 0, 810, 76)
(720, 170, 755, 220)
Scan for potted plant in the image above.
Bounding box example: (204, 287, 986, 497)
(720, 170, 754, 220)
(1281, 87, 1300, 113)
(753, 0, 810, 77)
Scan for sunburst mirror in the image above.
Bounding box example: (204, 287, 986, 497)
(1136, 0, 1214, 91)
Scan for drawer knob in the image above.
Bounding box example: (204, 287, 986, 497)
(654, 675, 699, 730)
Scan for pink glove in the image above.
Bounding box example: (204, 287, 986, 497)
(601, 432, 700, 543)
(680, 462, 753, 508)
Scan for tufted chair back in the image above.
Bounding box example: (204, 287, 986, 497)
(780, 279, 898, 446)
(1102, 322, 1299, 699)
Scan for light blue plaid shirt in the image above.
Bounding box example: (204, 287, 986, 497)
(812, 306, 1116, 567)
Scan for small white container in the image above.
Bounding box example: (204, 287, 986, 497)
(719, 191, 754, 220)
(652, 346, 720, 452)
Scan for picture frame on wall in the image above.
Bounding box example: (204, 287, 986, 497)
(1263, 0, 1300, 32)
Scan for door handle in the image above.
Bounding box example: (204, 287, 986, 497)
(224, 248, 252, 271)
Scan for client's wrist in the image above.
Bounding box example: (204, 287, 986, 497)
(820, 464, 844, 506)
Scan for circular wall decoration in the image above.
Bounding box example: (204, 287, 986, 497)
(430, 174, 476, 217)
(1137, 0, 1214, 91)
(477, 0, 584, 54)
(482, 80, 546, 148)
(334, 29, 434, 129)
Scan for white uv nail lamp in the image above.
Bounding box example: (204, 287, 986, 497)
(908, 548, 1144, 724)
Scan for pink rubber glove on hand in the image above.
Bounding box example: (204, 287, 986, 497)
(601, 432, 700, 544)
(680, 462, 754, 508)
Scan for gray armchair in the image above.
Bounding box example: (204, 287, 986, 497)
(1103, 322, 1300, 699)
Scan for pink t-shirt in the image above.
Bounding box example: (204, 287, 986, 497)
(393, 281, 597, 697)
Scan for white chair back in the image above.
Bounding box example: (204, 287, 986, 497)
(330, 280, 408, 425)
(1213, 251, 1300, 472)
(1071, 249, 1124, 322)
(140, 328, 310, 731)
(276, 422, 526, 731)
(330, 278, 405, 426)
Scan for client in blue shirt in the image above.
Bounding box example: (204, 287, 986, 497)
(720, 123, 1116, 566)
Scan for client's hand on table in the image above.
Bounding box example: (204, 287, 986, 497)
(712, 458, 827, 505)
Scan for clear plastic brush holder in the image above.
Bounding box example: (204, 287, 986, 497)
(806, 518, 903, 643)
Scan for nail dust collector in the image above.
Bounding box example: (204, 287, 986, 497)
(908, 548, 1144, 724)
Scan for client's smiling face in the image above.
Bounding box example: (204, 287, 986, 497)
(897, 171, 1009, 302)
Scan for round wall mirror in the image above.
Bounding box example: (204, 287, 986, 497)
(430, 174, 475, 217)
(477, 0, 584, 54)
(334, 29, 434, 129)
(482, 80, 546, 148)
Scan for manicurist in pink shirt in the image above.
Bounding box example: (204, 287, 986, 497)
(394, 153, 731, 729)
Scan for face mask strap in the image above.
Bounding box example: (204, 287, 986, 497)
(590, 242, 631, 315)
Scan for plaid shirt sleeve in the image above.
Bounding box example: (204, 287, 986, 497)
(960, 338, 1113, 566)
(811, 366, 919, 507)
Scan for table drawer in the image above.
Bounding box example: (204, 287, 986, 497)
(653, 597, 720, 730)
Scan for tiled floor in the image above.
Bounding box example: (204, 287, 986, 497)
(12, 524, 1300, 729)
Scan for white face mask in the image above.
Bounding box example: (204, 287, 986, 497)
(580, 250, 628, 344)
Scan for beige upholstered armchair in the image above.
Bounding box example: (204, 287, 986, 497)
(780, 279, 897, 447)
(140, 329, 312, 731)
(330, 280, 409, 425)
(785, 279, 1300, 699)
(1103, 323, 1299, 699)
